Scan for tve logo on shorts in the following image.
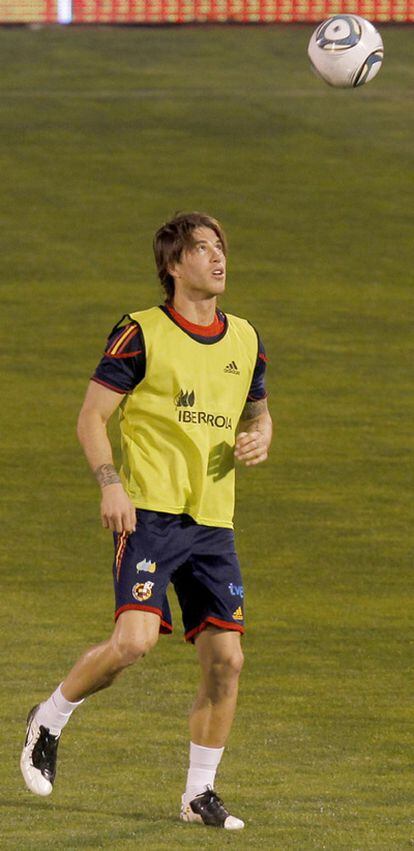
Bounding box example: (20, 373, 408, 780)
(228, 583, 244, 598)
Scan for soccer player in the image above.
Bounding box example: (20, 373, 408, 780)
(20, 212, 272, 830)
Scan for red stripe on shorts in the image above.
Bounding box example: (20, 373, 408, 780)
(185, 616, 245, 643)
(114, 603, 173, 634)
(115, 532, 128, 581)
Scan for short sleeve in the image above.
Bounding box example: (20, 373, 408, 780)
(247, 336, 268, 401)
(91, 318, 146, 394)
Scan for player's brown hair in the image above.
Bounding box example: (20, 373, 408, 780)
(153, 211, 228, 302)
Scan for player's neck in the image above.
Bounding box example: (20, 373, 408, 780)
(170, 295, 217, 327)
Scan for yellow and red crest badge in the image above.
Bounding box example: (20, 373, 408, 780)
(132, 581, 154, 602)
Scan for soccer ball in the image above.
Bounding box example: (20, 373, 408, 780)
(308, 15, 384, 88)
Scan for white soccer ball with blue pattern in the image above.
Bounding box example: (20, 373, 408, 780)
(308, 15, 384, 88)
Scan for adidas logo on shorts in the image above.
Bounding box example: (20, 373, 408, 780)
(232, 607, 243, 621)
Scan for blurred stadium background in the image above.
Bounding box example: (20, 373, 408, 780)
(0, 0, 413, 21)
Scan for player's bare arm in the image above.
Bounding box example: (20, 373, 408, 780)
(77, 381, 136, 533)
(235, 398, 273, 467)
(94, 463, 121, 487)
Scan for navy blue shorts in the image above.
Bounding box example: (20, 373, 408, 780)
(113, 510, 244, 642)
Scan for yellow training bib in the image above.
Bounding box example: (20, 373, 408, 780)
(119, 307, 258, 528)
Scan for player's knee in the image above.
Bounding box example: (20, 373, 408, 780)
(211, 645, 244, 684)
(111, 632, 156, 668)
(226, 645, 244, 678)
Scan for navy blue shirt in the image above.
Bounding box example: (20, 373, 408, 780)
(92, 306, 268, 402)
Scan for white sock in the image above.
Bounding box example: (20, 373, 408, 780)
(184, 742, 224, 803)
(35, 684, 84, 736)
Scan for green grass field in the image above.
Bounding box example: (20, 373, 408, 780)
(1, 22, 413, 849)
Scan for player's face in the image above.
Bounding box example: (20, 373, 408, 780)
(170, 227, 226, 297)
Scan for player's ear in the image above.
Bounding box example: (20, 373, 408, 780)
(168, 245, 185, 280)
(167, 261, 180, 280)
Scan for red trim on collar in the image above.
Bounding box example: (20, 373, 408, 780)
(166, 304, 224, 337)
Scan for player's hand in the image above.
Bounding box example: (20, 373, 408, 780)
(100, 484, 137, 533)
(234, 430, 269, 467)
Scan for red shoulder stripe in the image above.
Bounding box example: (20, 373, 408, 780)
(107, 349, 143, 360)
(106, 324, 132, 352)
(106, 323, 138, 356)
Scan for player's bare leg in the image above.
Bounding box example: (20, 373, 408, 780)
(62, 609, 160, 701)
(190, 627, 244, 747)
(20, 610, 160, 796)
(181, 627, 245, 829)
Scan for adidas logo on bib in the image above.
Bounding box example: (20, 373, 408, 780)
(224, 361, 240, 374)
